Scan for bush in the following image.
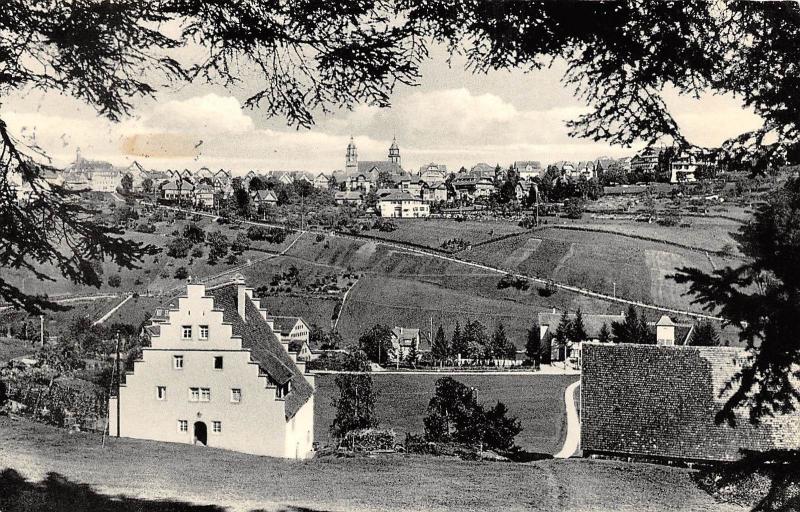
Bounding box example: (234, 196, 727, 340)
(191, 246, 204, 258)
(564, 199, 586, 219)
(315, 233, 325, 243)
(174, 267, 188, 279)
(135, 222, 156, 233)
(166, 237, 192, 258)
(340, 428, 396, 451)
(441, 238, 470, 251)
(372, 218, 397, 232)
(107, 274, 121, 288)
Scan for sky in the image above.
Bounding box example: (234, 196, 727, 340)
(0, 45, 764, 175)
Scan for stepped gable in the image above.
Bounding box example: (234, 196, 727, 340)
(206, 283, 313, 419)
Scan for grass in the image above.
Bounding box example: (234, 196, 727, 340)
(362, 218, 526, 251)
(314, 373, 577, 455)
(0, 297, 124, 336)
(0, 337, 35, 364)
(0, 416, 745, 511)
(460, 227, 716, 313)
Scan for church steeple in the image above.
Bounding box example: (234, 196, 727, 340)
(388, 136, 400, 165)
(345, 136, 358, 174)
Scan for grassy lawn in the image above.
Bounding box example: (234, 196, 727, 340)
(362, 218, 526, 252)
(314, 373, 577, 455)
(0, 416, 745, 512)
(0, 297, 124, 336)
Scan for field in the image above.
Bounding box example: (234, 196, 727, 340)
(0, 297, 124, 336)
(0, 415, 745, 512)
(314, 373, 577, 455)
(460, 226, 716, 313)
(363, 218, 526, 251)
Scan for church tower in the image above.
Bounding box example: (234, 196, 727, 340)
(345, 136, 358, 175)
(388, 136, 401, 165)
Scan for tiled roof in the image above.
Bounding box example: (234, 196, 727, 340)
(514, 160, 541, 169)
(357, 161, 404, 175)
(377, 190, 422, 202)
(206, 284, 313, 419)
(581, 344, 800, 461)
(271, 316, 301, 336)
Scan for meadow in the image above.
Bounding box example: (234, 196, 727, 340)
(314, 373, 577, 455)
(0, 416, 745, 512)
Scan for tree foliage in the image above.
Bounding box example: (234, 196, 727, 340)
(330, 351, 378, 439)
(672, 178, 800, 424)
(430, 325, 449, 363)
(611, 305, 651, 345)
(358, 324, 394, 365)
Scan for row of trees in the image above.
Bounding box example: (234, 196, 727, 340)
(428, 321, 517, 366)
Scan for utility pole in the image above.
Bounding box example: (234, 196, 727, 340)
(115, 331, 121, 437)
(39, 315, 44, 346)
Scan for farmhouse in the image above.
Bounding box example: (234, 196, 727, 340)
(109, 279, 315, 459)
(376, 191, 430, 218)
(271, 316, 310, 346)
(313, 173, 331, 189)
(581, 344, 800, 462)
(252, 189, 278, 207)
(513, 160, 542, 180)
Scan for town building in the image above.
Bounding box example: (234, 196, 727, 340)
(630, 146, 663, 176)
(538, 311, 625, 363)
(421, 181, 449, 203)
(271, 316, 310, 347)
(513, 160, 542, 181)
(313, 173, 332, 189)
(451, 176, 494, 201)
(252, 189, 278, 208)
(193, 184, 216, 209)
(376, 191, 430, 218)
(669, 148, 714, 183)
(334, 190, 363, 205)
(109, 279, 315, 459)
(161, 180, 195, 201)
(469, 162, 496, 179)
(345, 136, 407, 181)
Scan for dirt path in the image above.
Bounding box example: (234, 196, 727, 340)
(553, 380, 581, 458)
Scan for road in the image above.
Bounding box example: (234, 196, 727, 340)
(150, 203, 723, 321)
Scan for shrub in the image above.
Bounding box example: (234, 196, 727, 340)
(166, 237, 192, 258)
(191, 246, 204, 258)
(135, 222, 156, 233)
(315, 233, 325, 243)
(174, 267, 189, 279)
(341, 428, 396, 452)
(107, 274, 121, 288)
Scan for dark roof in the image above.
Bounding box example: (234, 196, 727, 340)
(377, 190, 422, 202)
(206, 284, 313, 419)
(357, 161, 404, 175)
(271, 316, 301, 336)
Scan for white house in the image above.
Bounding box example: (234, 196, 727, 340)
(109, 279, 315, 459)
(513, 160, 542, 180)
(376, 191, 430, 218)
(390, 327, 420, 361)
(313, 173, 331, 189)
(271, 316, 310, 347)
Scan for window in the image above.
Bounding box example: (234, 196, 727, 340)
(190, 387, 200, 401)
(213, 356, 223, 370)
(173, 355, 184, 369)
(275, 381, 291, 399)
(199, 325, 209, 340)
(178, 420, 188, 432)
(157, 386, 167, 400)
(212, 421, 222, 433)
(200, 388, 211, 401)
(182, 325, 192, 339)
(231, 388, 241, 403)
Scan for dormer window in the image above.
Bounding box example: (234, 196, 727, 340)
(182, 326, 192, 339)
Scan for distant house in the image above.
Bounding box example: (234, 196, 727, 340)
(313, 173, 331, 189)
(271, 316, 310, 347)
(193, 184, 216, 209)
(346, 174, 372, 193)
(421, 181, 448, 203)
(334, 190, 363, 205)
(631, 146, 663, 175)
(513, 160, 542, 181)
(515, 181, 533, 200)
(398, 178, 423, 198)
(669, 148, 714, 183)
(391, 327, 420, 362)
(538, 310, 625, 363)
(161, 180, 195, 201)
(252, 189, 278, 207)
(376, 191, 430, 218)
(418, 163, 448, 181)
(109, 279, 315, 459)
(451, 176, 494, 200)
(469, 162, 496, 179)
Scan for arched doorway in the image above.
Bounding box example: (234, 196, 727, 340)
(193, 421, 207, 446)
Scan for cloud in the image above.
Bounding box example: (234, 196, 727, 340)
(143, 94, 255, 134)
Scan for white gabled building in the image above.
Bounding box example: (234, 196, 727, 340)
(109, 278, 315, 459)
(376, 190, 430, 218)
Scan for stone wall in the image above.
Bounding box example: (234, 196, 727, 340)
(581, 343, 800, 462)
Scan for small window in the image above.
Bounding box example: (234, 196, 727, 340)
(200, 388, 211, 402)
(199, 325, 209, 340)
(213, 356, 223, 370)
(231, 388, 242, 403)
(157, 386, 167, 400)
(182, 326, 192, 339)
(178, 420, 188, 432)
(173, 355, 184, 369)
(189, 387, 202, 401)
(212, 421, 222, 433)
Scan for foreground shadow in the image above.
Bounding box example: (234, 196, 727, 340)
(0, 469, 334, 512)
